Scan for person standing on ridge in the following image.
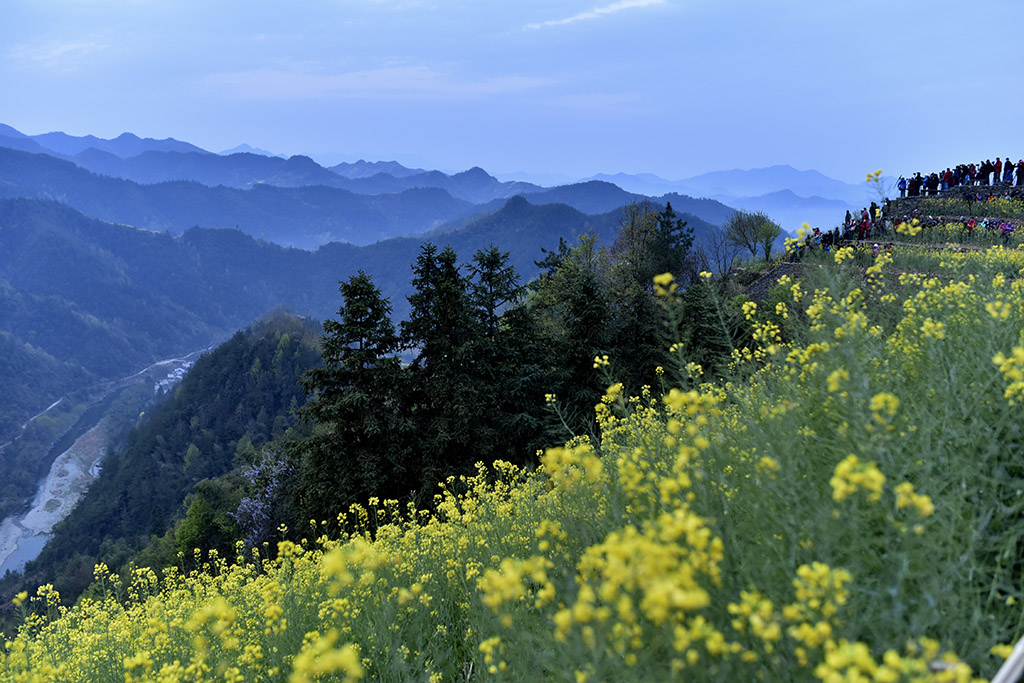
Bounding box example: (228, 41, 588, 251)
(897, 176, 907, 198)
(995, 158, 1003, 185)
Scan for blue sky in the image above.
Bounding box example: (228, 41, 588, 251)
(3, 0, 1023, 183)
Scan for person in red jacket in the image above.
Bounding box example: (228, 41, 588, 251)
(995, 158, 1003, 185)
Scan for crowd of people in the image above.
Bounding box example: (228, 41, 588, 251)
(787, 203, 886, 259)
(897, 158, 1024, 197)
(780, 158, 1024, 262)
(787, 198, 1019, 261)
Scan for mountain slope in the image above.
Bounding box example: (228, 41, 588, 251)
(15, 314, 321, 602)
(0, 147, 481, 247)
(0, 193, 666, 434)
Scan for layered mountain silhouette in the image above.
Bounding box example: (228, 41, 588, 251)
(0, 147, 484, 247)
(0, 125, 208, 158)
(0, 138, 736, 248)
(582, 165, 893, 233)
(0, 124, 745, 234)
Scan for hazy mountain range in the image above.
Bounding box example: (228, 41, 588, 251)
(580, 166, 895, 232)
(0, 135, 732, 248)
(0, 121, 864, 436)
(0, 124, 878, 236)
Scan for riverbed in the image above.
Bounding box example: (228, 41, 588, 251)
(0, 347, 209, 577)
(0, 420, 109, 576)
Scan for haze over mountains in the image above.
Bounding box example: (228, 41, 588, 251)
(0, 121, 870, 441)
(583, 165, 892, 232)
(0, 124, 883, 238)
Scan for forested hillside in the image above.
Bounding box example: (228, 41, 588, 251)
(2, 314, 321, 607)
(0, 196, 714, 440)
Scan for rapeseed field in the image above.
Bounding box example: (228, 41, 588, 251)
(4, 202, 1024, 681)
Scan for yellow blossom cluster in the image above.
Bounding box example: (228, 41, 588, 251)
(830, 455, 886, 502)
(894, 482, 935, 518)
(992, 346, 1024, 405)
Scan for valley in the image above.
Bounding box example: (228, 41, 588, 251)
(0, 351, 204, 577)
(0, 421, 108, 576)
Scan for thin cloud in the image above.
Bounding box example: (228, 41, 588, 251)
(526, 0, 666, 30)
(8, 40, 108, 68)
(204, 66, 552, 101)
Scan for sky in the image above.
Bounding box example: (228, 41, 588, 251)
(3, 0, 1023, 184)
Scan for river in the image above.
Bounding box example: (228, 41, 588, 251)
(0, 347, 210, 577)
(0, 420, 108, 576)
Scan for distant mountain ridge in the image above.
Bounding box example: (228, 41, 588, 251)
(584, 165, 877, 205)
(0, 146, 483, 248)
(582, 165, 890, 233)
(0, 123, 549, 205)
(330, 160, 424, 179)
(0, 123, 746, 243)
(1, 123, 878, 237)
(218, 143, 284, 157)
(22, 128, 208, 158)
(0, 144, 738, 248)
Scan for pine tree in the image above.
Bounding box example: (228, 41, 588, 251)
(292, 271, 411, 522)
(652, 202, 696, 282)
(401, 244, 483, 492)
(528, 234, 613, 437)
(468, 245, 523, 340)
(466, 246, 547, 463)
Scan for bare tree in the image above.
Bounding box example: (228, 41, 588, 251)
(705, 226, 742, 276)
(724, 211, 761, 259)
(725, 210, 783, 262)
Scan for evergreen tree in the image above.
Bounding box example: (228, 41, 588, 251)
(534, 237, 571, 277)
(466, 246, 548, 463)
(292, 271, 411, 522)
(529, 234, 613, 437)
(652, 202, 696, 282)
(468, 245, 523, 339)
(607, 202, 671, 389)
(608, 276, 664, 391)
(401, 244, 484, 492)
(673, 278, 744, 377)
